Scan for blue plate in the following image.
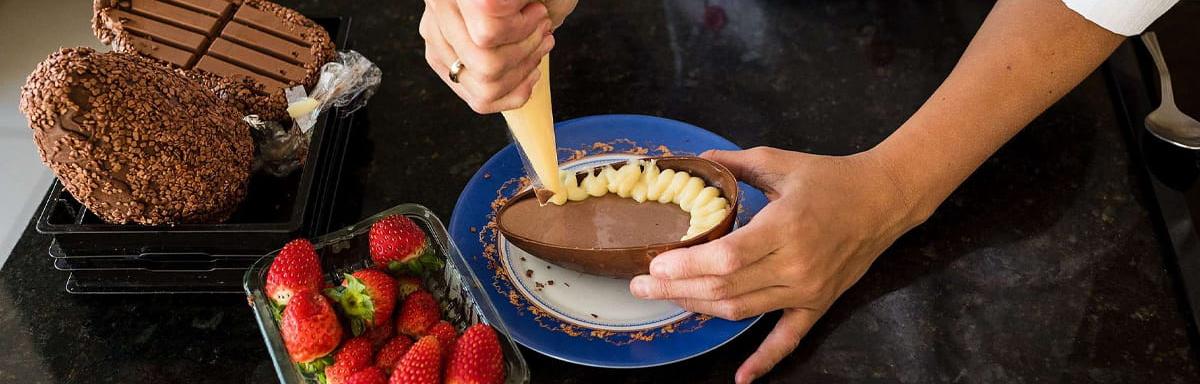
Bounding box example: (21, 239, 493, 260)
(449, 115, 768, 368)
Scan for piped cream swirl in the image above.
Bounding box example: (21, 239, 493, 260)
(550, 159, 730, 240)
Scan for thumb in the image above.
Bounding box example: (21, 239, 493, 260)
(701, 147, 785, 197)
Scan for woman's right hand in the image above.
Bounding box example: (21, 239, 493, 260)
(420, 0, 577, 113)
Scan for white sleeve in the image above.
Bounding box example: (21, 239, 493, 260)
(1062, 0, 1179, 36)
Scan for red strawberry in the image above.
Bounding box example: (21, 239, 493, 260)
(324, 365, 356, 384)
(280, 291, 343, 372)
(396, 276, 423, 298)
(374, 336, 414, 374)
(364, 318, 394, 348)
(427, 321, 457, 353)
(332, 337, 374, 370)
(389, 336, 442, 384)
(326, 270, 397, 336)
(445, 324, 505, 384)
(395, 291, 440, 337)
(344, 367, 387, 384)
(369, 215, 441, 275)
(266, 238, 324, 308)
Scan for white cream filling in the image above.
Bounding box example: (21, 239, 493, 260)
(550, 159, 730, 240)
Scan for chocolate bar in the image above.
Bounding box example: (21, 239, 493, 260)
(93, 0, 336, 121)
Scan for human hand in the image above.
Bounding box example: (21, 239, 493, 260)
(629, 147, 928, 383)
(419, 0, 577, 113)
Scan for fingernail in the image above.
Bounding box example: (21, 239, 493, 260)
(629, 276, 649, 298)
(649, 261, 672, 278)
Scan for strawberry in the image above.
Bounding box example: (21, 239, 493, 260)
(281, 291, 343, 373)
(364, 318, 394, 348)
(396, 276, 423, 298)
(369, 215, 442, 275)
(266, 238, 324, 308)
(324, 365, 356, 384)
(445, 324, 505, 384)
(389, 336, 442, 384)
(395, 291, 440, 337)
(427, 321, 457, 353)
(344, 367, 387, 384)
(332, 337, 374, 370)
(326, 270, 397, 336)
(374, 336, 413, 374)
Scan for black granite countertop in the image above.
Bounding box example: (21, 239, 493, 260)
(2, 0, 1199, 383)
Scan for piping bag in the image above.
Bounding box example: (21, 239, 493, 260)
(502, 55, 566, 205)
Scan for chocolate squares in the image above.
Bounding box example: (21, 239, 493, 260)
(93, 0, 336, 120)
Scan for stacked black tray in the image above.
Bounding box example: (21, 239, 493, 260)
(34, 16, 354, 294)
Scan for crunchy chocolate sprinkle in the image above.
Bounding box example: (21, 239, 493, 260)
(547, 280, 554, 285)
(563, 282, 570, 287)
(525, 269, 533, 278)
(19, 48, 253, 225)
(519, 257, 526, 261)
(535, 282, 544, 289)
(590, 313, 598, 318)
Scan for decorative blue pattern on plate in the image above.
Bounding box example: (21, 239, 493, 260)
(449, 115, 768, 368)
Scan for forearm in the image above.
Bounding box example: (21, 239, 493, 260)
(872, 0, 1123, 223)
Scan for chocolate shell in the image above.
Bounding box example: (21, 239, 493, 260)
(497, 156, 740, 278)
(19, 48, 254, 225)
(92, 0, 337, 122)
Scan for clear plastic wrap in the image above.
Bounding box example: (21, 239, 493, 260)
(287, 50, 382, 133)
(248, 50, 381, 176)
(244, 115, 309, 177)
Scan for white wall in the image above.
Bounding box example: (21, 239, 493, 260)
(0, 1, 107, 265)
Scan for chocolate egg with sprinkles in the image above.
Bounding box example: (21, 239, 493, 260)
(19, 47, 254, 225)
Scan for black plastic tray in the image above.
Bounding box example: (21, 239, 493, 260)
(66, 269, 247, 294)
(53, 255, 258, 272)
(36, 16, 352, 257)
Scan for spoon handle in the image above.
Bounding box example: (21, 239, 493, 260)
(1141, 32, 1177, 108)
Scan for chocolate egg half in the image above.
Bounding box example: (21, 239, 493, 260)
(497, 156, 739, 278)
(19, 48, 254, 225)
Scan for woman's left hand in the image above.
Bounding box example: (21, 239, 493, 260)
(629, 147, 929, 383)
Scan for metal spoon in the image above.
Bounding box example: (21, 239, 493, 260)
(1142, 32, 1200, 149)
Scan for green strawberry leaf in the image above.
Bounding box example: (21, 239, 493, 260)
(269, 302, 284, 322)
(297, 355, 333, 374)
(325, 274, 375, 336)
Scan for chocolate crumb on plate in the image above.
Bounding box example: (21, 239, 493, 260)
(547, 280, 554, 285)
(525, 269, 533, 278)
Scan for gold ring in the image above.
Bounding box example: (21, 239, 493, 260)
(449, 59, 465, 83)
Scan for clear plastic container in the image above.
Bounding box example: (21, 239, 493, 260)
(244, 204, 530, 383)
